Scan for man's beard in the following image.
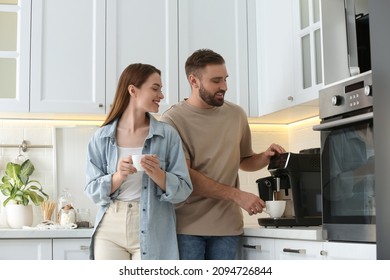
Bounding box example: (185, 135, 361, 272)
(199, 84, 225, 107)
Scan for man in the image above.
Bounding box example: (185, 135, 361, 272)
(160, 49, 286, 260)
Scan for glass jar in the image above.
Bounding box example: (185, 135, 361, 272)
(76, 208, 90, 228)
(57, 188, 76, 225)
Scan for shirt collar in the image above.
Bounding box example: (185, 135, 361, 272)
(100, 113, 165, 140)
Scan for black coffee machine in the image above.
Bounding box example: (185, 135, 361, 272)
(256, 150, 322, 227)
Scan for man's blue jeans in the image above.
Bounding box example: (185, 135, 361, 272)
(177, 234, 240, 260)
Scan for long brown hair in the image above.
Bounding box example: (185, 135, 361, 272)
(102, 63, 161, 126)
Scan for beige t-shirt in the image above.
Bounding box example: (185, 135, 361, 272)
(160, 100, 254, 236)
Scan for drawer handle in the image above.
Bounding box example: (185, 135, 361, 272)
(80, 245, 90, 250)
(283, 248, 306, 254)
(320, 250, 328, 256)
(243, 244, 262, 251)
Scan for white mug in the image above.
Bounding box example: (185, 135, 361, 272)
(264, 200, 286, 218)
(131, 154, 145, 172)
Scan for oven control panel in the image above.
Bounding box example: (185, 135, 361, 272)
(319, 71, 372, 119)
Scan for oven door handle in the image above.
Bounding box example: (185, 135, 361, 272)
(313, 112, 373, 131)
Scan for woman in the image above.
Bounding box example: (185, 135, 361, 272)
(85, 63, 192, 260)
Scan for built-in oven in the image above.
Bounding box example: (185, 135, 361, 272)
(313, 71, 375, 243)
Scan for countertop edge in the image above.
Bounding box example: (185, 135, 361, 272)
(0, 228, 93, 239)
(243, 226, 325, 241)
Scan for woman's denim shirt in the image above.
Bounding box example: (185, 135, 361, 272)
(85, 114, 192, 259)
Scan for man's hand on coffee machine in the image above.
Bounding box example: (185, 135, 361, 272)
(265, 143, 286, 159)
(239, 143, 286, 172)
(232, 189, 266, 216)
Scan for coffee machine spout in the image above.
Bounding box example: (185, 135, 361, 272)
(275, 177, 280, 192)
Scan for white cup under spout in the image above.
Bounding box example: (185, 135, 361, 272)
(264, 200, 286, 218)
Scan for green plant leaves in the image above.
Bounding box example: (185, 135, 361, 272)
(0, 159, 48, 207)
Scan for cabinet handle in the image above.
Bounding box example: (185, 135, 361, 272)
(243, 244, 262, 251)
(98, 103, 104, 108)
(287, 96, 294, 101)
(283, 248, 306, 254)
(80, 245, 90, 251)
(320, 250, 328, 256)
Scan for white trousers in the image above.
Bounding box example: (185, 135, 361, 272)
(94, 200, 140, 260)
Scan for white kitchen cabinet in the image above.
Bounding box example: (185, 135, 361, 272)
(322, 241, 376, 260)
(0, 0, 31, 112)
(249, 0, 351, 122)
(105, 0, 178, 114)
(274, 239, 324, 260)
(239, 235, 377, 260)
(0, 239, 52, 260)
(52, 238, 90, 260)
(248, 0, 321, 119)
(292, 0, 350, 103)
(247, 0, 296, 117)
(178, 0, 250, 115)
(29, 0, 106, 114)
(239, 236, 275, 260)
(0, 238, 91, 260)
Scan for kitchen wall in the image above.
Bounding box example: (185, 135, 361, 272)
(0, 116, 320, 228)
(0, 119, 101, 227)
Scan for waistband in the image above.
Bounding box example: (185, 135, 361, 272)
(110, 200, 140, 212)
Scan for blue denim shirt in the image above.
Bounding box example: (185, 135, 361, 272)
(85, 114, 192, 259)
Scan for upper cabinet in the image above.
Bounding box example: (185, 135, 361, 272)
(0, 0, 353, 121)
(294, 0, 351, 100)
(106, 0, 179, 114)
(0, 0, 30, 112)
(293, 0, 323, 105)
(247, 0, 296, 117)
(29, 0, 106, 114)
(178, 0, 250, 114)
(250, 0, 353, 123)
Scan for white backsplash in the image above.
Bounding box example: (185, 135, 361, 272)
(0, 116, 320, 228)
(0, 119, 101, 227)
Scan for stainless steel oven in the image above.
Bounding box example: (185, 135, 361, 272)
(313, 71, 375, 243)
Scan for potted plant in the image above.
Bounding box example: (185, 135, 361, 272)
(0, 159, 49, 228)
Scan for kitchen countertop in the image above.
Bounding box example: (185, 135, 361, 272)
(0, 225, 323, 240)
(0, 227, 93, 239)
(243, 225, 325, 241)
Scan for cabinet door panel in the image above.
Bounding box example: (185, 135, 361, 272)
(239, 237, 275, 260)
(248, 0, 295, 116)
(30, 0, 106, 114)
(0, 1, 30, 112)
(274, 239, 323, 260)
(322, 242, 376, 260)
(106, 0, 178, 114)
(0, 239, 52, 260)
(52, 238, 90, 260)
(178, 0, 249, 115)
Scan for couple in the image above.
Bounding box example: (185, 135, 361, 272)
(85, 49, 286, 260)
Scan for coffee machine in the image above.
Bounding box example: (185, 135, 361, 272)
(256, 150, 322, 227)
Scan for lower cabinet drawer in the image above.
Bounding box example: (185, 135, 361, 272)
(240, 236, 275, 260)
(274, 239, 323, 260)
(52, 238, 90, 260)
(0, 239, 52, 260)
